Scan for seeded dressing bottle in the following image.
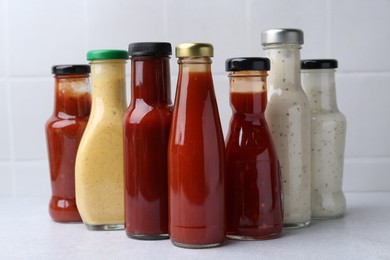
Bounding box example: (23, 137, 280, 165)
(301, 59, 346, 219)
(75, 50, 128, 231)
(261, 29, 311, 229)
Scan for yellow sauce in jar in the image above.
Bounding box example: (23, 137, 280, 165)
(75, 53, 127, 230)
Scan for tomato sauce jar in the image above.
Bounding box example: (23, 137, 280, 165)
(45, 65, 91, 222)
(168, 43, 226, 248)
(225, 58, 283, 240)
(124, 42, 173, 240)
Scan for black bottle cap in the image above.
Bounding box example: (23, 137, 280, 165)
(128, 42, 172, 56)
(301, 59, 338, 69)
(52, 65, 90, 75)
(225, 57, 270, 72)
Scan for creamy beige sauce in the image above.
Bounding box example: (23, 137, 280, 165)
(302, 69, 346, 218)
(265, 45, 311, 226)
(75, 60, 127, 228)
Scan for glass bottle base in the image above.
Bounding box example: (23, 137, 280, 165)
(49, 197, 82, 223)
(283, 220, 310, 230)
(52, 219, 82, 224)
(227, 232, 281, 241)
(171, 240, 223, 249)
(85, 223, 124, 231)
(312, 213, 344, 220)
(127, 233, 169, 240)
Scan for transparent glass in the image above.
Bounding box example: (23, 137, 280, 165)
(168, 57, 225, 248)
(264, 43, 311, 229)
(225, 70, 283, 240)
(124, 55, 172, 239)
(46, 74, 90, 223)
(301, 68, 346, 219)
(75, 59, 127, 231)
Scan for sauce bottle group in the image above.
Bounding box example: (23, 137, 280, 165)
(45, 33, 347, 249)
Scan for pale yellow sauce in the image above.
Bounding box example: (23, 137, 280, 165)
(75, 60, 127, 227)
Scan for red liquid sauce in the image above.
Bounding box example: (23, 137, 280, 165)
(45, 75, 91, 222)
(226, 91, 283, 239)
(168, 70, 225, 246)
(124, 56, 172, 237)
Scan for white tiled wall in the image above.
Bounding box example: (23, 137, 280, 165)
(0, 0, 389, 197)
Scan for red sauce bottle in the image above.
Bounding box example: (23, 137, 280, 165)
(225, 58, 283, 240)
(168, 43, 225, 248)
(124, 42, 173, 239)
(45, 65, 91, 222)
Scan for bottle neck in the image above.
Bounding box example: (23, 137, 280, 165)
(301, 69, 339, 112)
(131, 56, 171, 105)
(90, 60, 127, 109)
(229, 71, 268, 117)
(53, 74, 91, 118)
(264, 44, 302, 90)
(178, 57, 212, 75)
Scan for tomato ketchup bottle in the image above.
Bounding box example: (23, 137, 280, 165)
(225, 58, 283, 240)
(45, 65, 91, 222)
(124, 42, 173, 240)
(168, 43, 225, 248)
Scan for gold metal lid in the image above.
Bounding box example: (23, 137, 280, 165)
(175, 43, 214, 58)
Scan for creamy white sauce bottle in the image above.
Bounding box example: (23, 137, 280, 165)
(301, 59, 346, 219)
(261, 29, 311, 229)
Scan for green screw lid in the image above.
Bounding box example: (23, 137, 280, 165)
(87, 50, 128, 61)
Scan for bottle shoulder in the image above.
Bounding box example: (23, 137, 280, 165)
(312, 110, 346, 122)
(268, 88, 309, 106)
(124, 101, 172, 124)
(226, 125, 276, 157)
(46, 115, 88, 127)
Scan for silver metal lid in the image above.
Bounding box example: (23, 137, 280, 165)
(261, 28, 304, 45)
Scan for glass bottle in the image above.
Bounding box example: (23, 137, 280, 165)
(75, 50, 128, 231)
(225, 57, 283, 240)
(124, 42, 173, 239)
(168, 43, 225, 248)
(301, 59, 346, 219)
(261, 28, 311, 229)
(45, 65, 91, 222)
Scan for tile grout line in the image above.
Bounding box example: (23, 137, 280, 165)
(337, 71, 390, 76)
(345, 157, 390, 163)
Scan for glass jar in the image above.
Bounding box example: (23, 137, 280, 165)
(168, 43, 225, 248)
(124, 42, 173, 239)
(301, 59, 346, 219)
(75, 50, 128, 231)
(261, 28, 311, 229)
(225, 57, 283, 240)
(45, 65, 91, 222)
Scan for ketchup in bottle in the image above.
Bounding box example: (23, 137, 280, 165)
(124, 42, 173, 239)
(225, 58, 283, 240)
(168, 43, 225, 248)
(45, 65, 91, 222)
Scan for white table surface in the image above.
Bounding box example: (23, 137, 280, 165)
(1, 192, 389, 260)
